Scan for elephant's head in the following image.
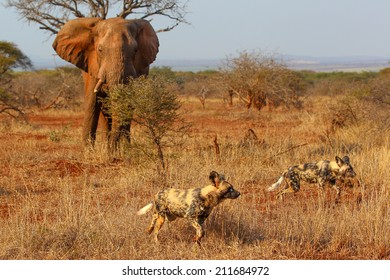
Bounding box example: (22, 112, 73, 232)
(52, 17, 159, 92)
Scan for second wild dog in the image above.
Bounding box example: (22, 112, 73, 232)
(268, 155, 356, 203)
(137, 171, 240, 244)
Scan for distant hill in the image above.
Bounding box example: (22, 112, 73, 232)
(283, 55, 390, 72)
(153, 59, 222, 72)
(30, 55, 71, 70)
(31, 55, 390, 72)
(154, 55, 390, 72)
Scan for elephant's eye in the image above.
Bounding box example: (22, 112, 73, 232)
(97, 45, 103, 52)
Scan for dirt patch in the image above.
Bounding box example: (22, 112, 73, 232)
(0, 204, 14, 219)
(27, 113, 83, 128)
(46, 160, 90, 178)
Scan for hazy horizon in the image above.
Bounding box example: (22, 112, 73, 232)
(2, 0, 390, 71)
(29, 54, 390, 73)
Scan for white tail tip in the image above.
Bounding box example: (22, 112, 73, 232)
(137, 203, 153, 215)
(268, 176, 284, 191)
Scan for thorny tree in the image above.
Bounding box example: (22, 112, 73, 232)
(105, 76, 190, 176)
(220, 50, 305, 110)
(0, 41, 32, 122)
(6, 0, 189, 34)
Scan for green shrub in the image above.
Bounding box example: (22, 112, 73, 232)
(104, 76, 190, 174)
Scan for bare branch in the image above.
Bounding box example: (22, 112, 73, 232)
(118, 0, 152, 19)
(155, 21, 180, 33)
(220, 50, 305, 110)
(6, 0, 188, 34)
(119, 0, 189, 32)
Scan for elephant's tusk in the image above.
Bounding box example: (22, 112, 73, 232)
(93, 79, 104, 93)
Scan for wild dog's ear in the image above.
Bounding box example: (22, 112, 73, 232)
(209, 171, 220, 187)
(342, 156, 350, 164)
(335, 156, 344, 167)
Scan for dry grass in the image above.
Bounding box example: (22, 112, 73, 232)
(0, 95, 389, 260)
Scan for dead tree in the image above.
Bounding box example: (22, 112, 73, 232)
(213, 135, 220, 163)
(6, 0, 189, 34)
(198, 87, 208, 109)
(239, 128, 264, 147)
(227, 89, 234, 106)
(220, 50, 305, 110)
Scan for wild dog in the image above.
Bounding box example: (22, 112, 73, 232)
(268, 156, 356, 203)
(137, 171, 240, 244)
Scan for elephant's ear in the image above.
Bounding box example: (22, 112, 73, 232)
(131, 19, 159, 75)
(52, 18, 102, 76)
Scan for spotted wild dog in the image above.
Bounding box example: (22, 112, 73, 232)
(268, 156, 356, 203)
(137, 171, 240, 244)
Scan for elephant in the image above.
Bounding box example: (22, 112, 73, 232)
(52, 17, 159, 149)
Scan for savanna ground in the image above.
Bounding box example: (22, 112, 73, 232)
(0, 69, 389, 260)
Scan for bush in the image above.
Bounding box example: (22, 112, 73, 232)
(0, 41, 32, 122)
(104, 76, 190, 174)
(10, 67, 83, 110)
(220, 50, 305, 110)
(367, 74, 390, 106)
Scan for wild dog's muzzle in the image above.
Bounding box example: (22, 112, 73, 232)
(345, 169, 356, 178)
(223, 186, 240, 199)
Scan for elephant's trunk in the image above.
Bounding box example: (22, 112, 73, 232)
(95, 53, 136, 92)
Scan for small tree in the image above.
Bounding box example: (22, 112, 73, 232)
(220, 50, 305, 110)
(0, 41, 32, 122)
(0, 41, 32, 74)
(105, 76, 190, 175)
(197, 86, 208, 109)
(369, 69, 390, 106)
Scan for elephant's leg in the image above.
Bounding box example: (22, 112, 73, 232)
(98, 111, 110, 142)
(109, 115, 132, 152)
(121, 108, 134, 143)
(83, 94, 100, 146)
(98, 95, 112, 143)
(119, 121, 131, 143)
(82, 73, 103, 146)
(108, 119, 121, 152)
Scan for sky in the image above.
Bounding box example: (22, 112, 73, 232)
(1, 0, 390, 68)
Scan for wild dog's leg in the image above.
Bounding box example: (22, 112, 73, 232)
(276, 186, 297, 200)
(276, 185, 289, 200)
(153, 214, 166, 243)
(147, 213, 158, 235)
(191, 217, 206, 244)
(275, 181, 290, 200)
(276, 169, 300, 200)
(316, 178, 327, 206)
(330, 180, 341, 204)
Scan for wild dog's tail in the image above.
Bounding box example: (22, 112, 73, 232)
(137, 202, 153, 215)
(268, 174, 285, 191)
